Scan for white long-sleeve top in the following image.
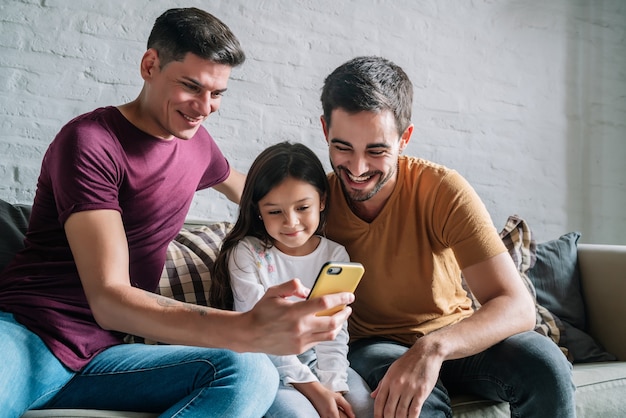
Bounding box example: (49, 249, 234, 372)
(229, 235, 351, 392)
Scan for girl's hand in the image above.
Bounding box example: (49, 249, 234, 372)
(334, 391, 354, 418)
(293, 381, 355, 418)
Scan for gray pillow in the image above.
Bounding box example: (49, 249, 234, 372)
(527, 232, 586, 330)
(561, 322, 617, 363)
(528, 232, 616, 363)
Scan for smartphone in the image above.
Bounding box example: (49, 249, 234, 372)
(307, 261, 365, 316)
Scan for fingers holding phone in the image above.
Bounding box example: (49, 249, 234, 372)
(307, 262, 364, 316)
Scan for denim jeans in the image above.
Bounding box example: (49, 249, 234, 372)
(1, 311, 279, 418)
(266, 366, 374, 418)
(348, 331, 576, 418)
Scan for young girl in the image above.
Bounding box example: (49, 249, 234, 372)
(211, 142, 372, 418)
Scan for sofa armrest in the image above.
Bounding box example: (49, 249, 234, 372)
(577, 243, 626, 361)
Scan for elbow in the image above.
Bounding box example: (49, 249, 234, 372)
(518, 293, 537, 332)
(521, 311, 536, 332)
(88, 297, 120, 332)
(91, 306, 116, 331)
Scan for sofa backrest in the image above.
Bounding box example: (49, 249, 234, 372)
(0, 200, 31, 272)
(578, 243, 626, 361)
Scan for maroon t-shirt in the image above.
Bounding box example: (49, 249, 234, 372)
(0, 107, 230, 370)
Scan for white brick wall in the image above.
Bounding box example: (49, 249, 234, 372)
(1, 0, 624, 244)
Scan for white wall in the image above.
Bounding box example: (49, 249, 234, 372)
(1, 0, 624, 244)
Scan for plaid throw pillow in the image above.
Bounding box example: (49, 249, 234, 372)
(158, 222, 233, 304)
(125, 222, 233, 344)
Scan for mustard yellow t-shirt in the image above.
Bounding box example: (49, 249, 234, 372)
(325, 156, 506, 346)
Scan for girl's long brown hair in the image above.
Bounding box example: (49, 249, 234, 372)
(210, 142, 330, 310)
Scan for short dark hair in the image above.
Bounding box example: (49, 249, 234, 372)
(147, 8, 245, 68)
(321, 56, 413, 136)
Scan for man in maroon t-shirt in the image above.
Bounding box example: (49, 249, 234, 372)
(0, 8, 355, 418)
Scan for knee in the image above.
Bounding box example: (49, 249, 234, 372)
(226, 352, 279, 406)
(348, 338, 407, 390)
(184, 350, 278, 400)
(505, 332, 574, 396)
(235, 353, 279, 414)
(220, 351, 279, 392)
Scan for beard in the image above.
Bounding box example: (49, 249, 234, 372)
(332, 163, 396, 203)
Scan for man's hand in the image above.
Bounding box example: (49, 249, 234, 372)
(369, 251, 536, 417)
(371, 338, 444, 418)
(243, 279, 355, 355)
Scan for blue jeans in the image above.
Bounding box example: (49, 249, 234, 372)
(348, 331, 575, 418)
(266, 367, 374, 418)
(0, 311, 279, 418)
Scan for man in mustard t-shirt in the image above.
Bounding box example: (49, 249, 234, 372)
(319, 56, 575, 418)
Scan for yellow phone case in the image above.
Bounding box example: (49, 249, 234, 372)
(307, 261, 365, 316)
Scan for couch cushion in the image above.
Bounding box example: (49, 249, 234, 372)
(571, 362, 626, 417)
(157, 223, 232, 305)
(527, 232, 585, 329)
(527, 232, 616, 363)
(450, 362, 626, 418)
(0, 199, 31, 272)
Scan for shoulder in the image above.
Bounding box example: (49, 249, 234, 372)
(63, 107, 120, 133)
(53, 107, 126, 153)
(320, 236, 346, 250)
(233, 236, 277, 260)
(44, 108, 129, 172)
(399, 156, 473, 195)
(400, 156, 456, 180)
(234, 236, 263, 252)
(319, 236, 350, 261)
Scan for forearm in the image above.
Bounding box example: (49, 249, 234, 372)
(425, 250, 536, 361)
(271, 353, 318, 387)
(314, 323, 350, 391)
(90, 285, 254, 352)
(416, 292, 535, 362)
(91, 279, 355, 357)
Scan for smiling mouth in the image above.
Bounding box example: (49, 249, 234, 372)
(179, 111, 203, 124)
(347, 172, 374, 183)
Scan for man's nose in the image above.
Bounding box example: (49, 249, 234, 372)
(196, 92, 218, 116)
(350, 155, 368, 176)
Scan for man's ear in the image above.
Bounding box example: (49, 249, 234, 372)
(140, 48, 160, 80)
(399, 123, 414, 152)
(320, 115, 330, 143)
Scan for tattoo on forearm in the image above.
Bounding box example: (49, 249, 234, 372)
(148, 292, 208, 316)
(185, 303, 208, 316)
(155, 295, 178, 307)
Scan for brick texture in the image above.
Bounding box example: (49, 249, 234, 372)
(1, 0, 624, 244)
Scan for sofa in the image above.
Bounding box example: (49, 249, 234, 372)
(1, 200, 624, 418)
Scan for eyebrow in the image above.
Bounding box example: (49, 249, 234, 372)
(260, 197, 314, 207)
(181, 76, 228, 95)
(330, 138, 392, 150)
